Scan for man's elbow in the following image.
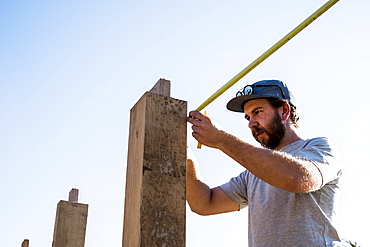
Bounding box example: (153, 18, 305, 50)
(188, 203, 213, 216)
(286, 175, 322, 193)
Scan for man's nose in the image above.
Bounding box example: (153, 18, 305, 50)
(248, 118, 258, 129)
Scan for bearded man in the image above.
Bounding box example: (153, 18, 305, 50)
(187, 79, 343, 247)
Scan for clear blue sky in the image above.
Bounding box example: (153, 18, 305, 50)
(1, 0, 369, 246)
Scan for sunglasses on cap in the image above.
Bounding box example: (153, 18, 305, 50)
(236, 84, 287, 99)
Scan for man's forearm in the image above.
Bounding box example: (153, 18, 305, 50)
(217, 132, 322, 193)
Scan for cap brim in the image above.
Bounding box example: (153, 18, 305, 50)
(226, 95, 272, 112)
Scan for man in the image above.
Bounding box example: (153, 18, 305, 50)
(187, 79, 343, 246)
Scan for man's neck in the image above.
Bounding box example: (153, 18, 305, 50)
(275, 126, 302, 150)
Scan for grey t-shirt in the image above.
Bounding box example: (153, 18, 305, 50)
(220, 137, 343, 247)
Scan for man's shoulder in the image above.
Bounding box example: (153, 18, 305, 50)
(287, 137, 333, 149)
(306, 136, 330, 143)
(302, 136, 330, 146)
(280, 137, 340, 158)
(303, 137, 339, 151)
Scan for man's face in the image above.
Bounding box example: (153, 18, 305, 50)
(243, 99, 286, 150)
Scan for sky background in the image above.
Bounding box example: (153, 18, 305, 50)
(1, 0, 369, 246)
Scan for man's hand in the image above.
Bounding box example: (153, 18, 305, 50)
(187, 111, 226, 149)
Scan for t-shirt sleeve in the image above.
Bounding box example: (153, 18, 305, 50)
(219, 171, 249, 209)
(294, 137, 343, 186)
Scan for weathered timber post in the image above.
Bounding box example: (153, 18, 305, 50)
(122, 79, 187, 247)
(21, 239, 29, 247)
(52, 188, 88, 247)
(69, 188, 79, 202)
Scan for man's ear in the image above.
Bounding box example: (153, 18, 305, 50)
(281, 103, 291, 121)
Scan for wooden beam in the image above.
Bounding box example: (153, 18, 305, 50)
(21, 239, 29, 247)
(52, 190, 88, 247)
(149, 78, 171, 97)
(123, 79, 187, 247)
(69, 188, 79, 203)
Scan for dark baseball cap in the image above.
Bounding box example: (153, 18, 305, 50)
(226, 79, 296, 112)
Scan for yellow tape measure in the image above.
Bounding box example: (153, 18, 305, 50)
(195, 0, 340, 113)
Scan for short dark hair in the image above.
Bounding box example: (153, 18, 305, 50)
(267, 98, 299, 128)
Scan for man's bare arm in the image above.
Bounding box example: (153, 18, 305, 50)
(186, 150, 239, 215)
(218, 133, 323, 193)
(187, 111, 323, 193)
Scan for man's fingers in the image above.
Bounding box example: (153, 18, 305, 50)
(188, 110, 200, 118)
(188, 110, 207, 120)
(191, 124, 199, 131)
(187, 117, 202, 127)
(188, 110, 211, 145)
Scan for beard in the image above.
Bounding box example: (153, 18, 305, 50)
(251, 110, 286, 150)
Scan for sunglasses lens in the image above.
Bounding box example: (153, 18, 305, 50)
(243, 86, 253, 95)
(235, 84, 286, 100)
(236, 85, 254, 97)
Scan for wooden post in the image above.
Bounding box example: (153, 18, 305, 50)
(21, 239, 29, 247)
(149, 78, 171, 96)
(122, 79, 187, 247)
(69, 188, 79, 203)
(52, 189, 88, 247)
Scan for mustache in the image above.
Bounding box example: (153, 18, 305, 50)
(252, 126, 266, 137)
(252, 126, 266, 135)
